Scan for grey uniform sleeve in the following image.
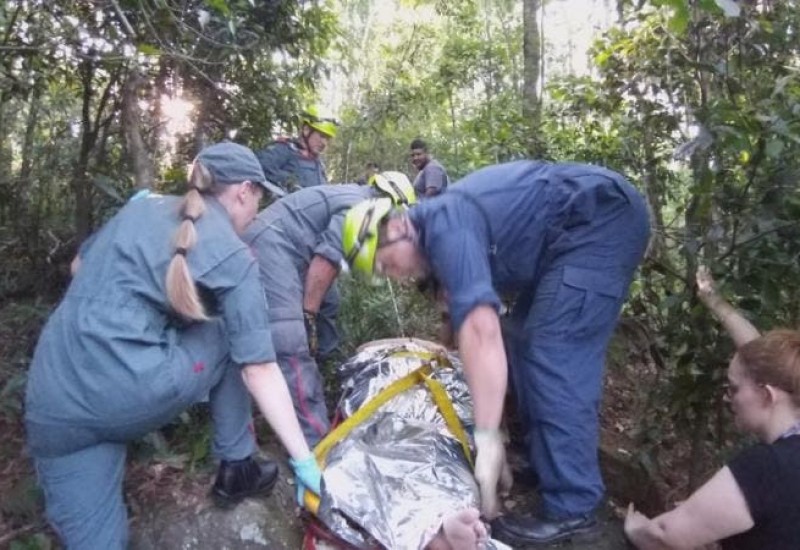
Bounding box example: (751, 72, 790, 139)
(313, 211, 347, 266)
(424, 164, 448, 194)
(198, 249, 276, 365)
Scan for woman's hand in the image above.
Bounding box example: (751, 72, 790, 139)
(696, 265, 723, 309)
(289, 454, 322, 506)
(624, 503, 650, 543)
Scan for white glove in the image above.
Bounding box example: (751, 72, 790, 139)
(474, 429, 508, 519)
(499, 438, 513, 496)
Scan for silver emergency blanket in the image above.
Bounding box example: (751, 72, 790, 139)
(316, 338, 509, 550)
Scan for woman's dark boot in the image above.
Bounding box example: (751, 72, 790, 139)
(211, 456, 279, 508)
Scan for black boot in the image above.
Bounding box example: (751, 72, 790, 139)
(211, 456, 279, 509)
(491, 512, 601, 546)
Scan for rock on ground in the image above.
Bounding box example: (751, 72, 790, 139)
(130, 461, 303, 550)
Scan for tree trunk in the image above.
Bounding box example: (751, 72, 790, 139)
(448, 89, 459, 171)
(0, 91, 14, 225)
(15, 79, 44, 256)
(122, 69, 155, 190)
(687, 408, 707, 491)
(150, 57, 170, 159)
(70, 60, 123, 241)
(193, 92, 211, 157)
(18, 80, 43, 217)
(522, 0, 542, 154)
(637, 104, 666, 260)
(71, 58, 98, 243)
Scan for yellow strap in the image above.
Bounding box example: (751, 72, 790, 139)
(303, 362, 434, 514)
(304, 349, 473, 514)
(389, 349, 452, 367)
(314, 349, 443, 463)
(313, 362, 434, 465)
(421, 373, 474, 469)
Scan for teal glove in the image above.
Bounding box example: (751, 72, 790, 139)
(289, 454, 322, 507)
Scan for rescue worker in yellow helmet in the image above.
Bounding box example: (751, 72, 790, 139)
(255, 106, 339, 195)
(342, 161, 650, 546)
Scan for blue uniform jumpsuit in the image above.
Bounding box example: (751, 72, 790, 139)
(408, 161, 650, 518)
(255, 138, 328, 192)
(243, 184, 373, 447)
(25, 195, 275, 549)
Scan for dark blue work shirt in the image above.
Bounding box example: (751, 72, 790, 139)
(255, 139, 328, 192)
(408, 160, 645, 330)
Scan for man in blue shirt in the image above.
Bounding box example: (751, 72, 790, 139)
(342, 160, 650, 545)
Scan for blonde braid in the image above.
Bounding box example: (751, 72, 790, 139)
(165, 162, 211, 320)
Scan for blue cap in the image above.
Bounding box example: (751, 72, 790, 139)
(195, 142, 269, 190)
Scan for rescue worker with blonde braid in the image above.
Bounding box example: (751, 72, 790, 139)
(25, 143, 322, 550)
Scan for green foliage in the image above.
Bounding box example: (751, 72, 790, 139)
(0, 0, 339, 299)
(0, 371, 27, 420)
(337, 275, 440, 357)
(1, 475, 43, 524)
(129, 406, 214, 472)
(9, 534, 53, 550)
(0, 301, 51, 421)
(327, 0, 528, 183)
(544, 1, 800, 478)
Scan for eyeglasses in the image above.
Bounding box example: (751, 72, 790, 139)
(379, 234, 413, 248)
(373, 234, 414, 277)
(724, 380, 770, 399)
(724, 382, 739, 399)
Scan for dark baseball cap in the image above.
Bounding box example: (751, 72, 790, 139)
(195, 142, 270, 190)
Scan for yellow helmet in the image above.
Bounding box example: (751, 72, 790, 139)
(342, 198, 394, 276)
(369, 171, 417, 206)
(300, 106, 339, 138)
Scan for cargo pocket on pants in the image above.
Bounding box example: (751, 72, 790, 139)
(557, 265, 626, 338)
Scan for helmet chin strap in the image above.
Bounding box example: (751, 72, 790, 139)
(300, 126, 312, 149)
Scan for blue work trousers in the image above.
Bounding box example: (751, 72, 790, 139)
(507, 189, 649, 519)
(28, 319, 257, 550)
